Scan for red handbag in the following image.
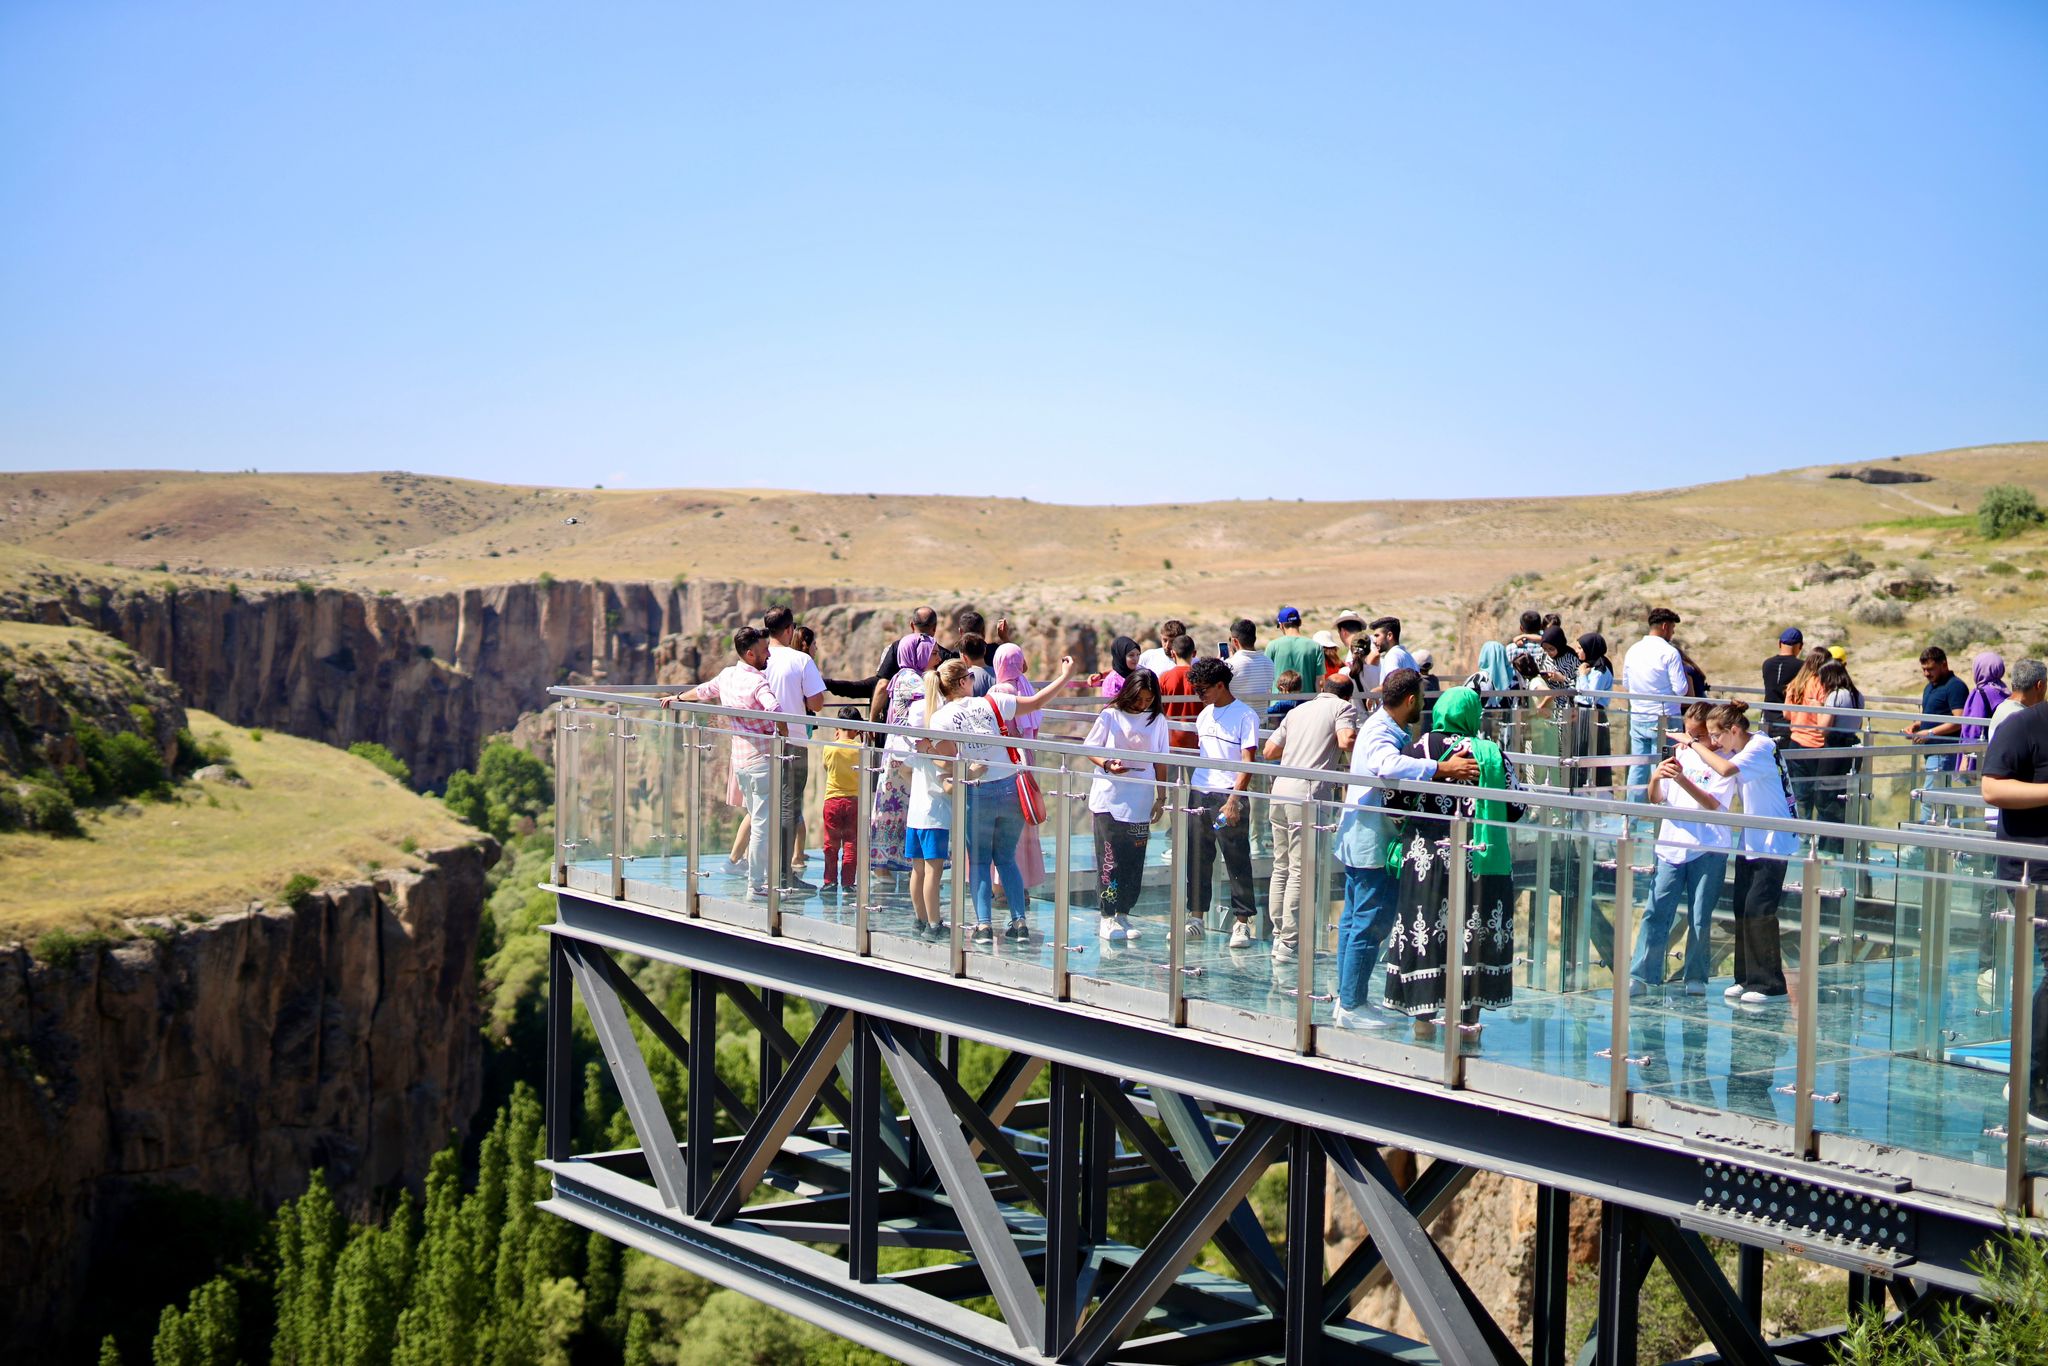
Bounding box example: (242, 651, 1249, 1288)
(988, 695, 1047, 825)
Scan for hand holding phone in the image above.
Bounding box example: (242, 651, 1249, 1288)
(1219, 640, 1232, 658)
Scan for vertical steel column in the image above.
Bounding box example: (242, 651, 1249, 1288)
(1168, 787, 1191, 1026)
(1594, 1202, 1640, 1366)
(2005, 879, 2038, 1214)
(848, 1015, 881, 1283)
(1295, 801, 1321, 1055)
(1053, 756, 1073, 1001)
(545, 936, 573, 1161)
(1081, 1084, 1111, 1245)
(1610, 837, 1635, 1127)
(854, 747, 873, 955)
(1737, 1246, 1763, 1326)
(1283, 1123, 1327, 1366)
(1044, 1062, 1084, 1353)
(1531, 1185, 1572, 1366)
(610, 702, 627, 900)
(685, 971, 719, 1212)
(949, 769, 968, 976)
(766, 731, 786, 933)
(684, 714, 703, 916)
(760, 989, 785, 1101)
(1443, 818, 1470, 1088)
(1794, 854, 1823, 1158)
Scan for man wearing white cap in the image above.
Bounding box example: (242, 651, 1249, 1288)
(1312, 630, 1343, 682)
(1332, 609, 1366, 653)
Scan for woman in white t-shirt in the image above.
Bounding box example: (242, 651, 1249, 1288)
(1628, 703, 1734, 996)
(929, 654, 1076, 944)
(1083, 670, 1170, 942)
(1673, 702, 1797, 1003)
(900, 691, 951, 938)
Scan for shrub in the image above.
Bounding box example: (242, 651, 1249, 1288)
(671, 573, 689, 591)
(248, 729, 264, 742)
(444, 740, 551, 841)
(1853, 599, 1907, 627)
(294, 580, 316, 600)
(0, 781, 80, 835)
(1162, 558, 1172, 570)
(282, 873, 319, 908)
(399, 835, 418, 855)
(1928, 616, 2003, 654)
(72, 723, 168, 801)
(172, 727, 231, 775)
(34, 926, 109, 967)
(347, 741, 412, 786)
(537, 572, 556, 589)
(1978, 484, 2045, 540)
(1986, 560, 2019, 576)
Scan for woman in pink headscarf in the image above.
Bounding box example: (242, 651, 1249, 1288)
(990, 643, 1050, 889)
(869, 633, 937, 868)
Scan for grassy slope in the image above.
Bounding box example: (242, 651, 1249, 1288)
(0, 710, 477, 939)
(1, 443, 2040, 623)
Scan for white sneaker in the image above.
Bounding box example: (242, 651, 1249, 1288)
(1740, 990, 1781, 1005)
(1098, 916, 1127, 942)
(1184, 918, 1207, 940)
(1685, 983, 1707, 997)
(2000, 1084, 2048, 1130)
(1627, 979, 1647, 997)
(1272, 941, 1298, 963)
(1115, 914, 1141, 939)
(1331, 1003, 1392, 1031)
(1723, 983, 1746, 999)
(1228, 921, 1254, 949)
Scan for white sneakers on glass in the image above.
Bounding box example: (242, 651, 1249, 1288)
(1331, 1003, 1393, 1031)
(1228, 921, 1254, 949)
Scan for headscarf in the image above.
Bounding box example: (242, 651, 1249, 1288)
(1539, 625, 1569, 655)
(1431, 686, 1511, 876)
(1475, 641, 1514, 693)
(1576, 632, 1610, 673)
(990, 642, 1040, 738)
(897, 632, 936, 677)
(885, 633, 935, 739)
(1102, 635, 1141, 698)
(1962, 651, 2009, 742)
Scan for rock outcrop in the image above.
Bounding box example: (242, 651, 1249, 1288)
(0, 839, 496, 1353)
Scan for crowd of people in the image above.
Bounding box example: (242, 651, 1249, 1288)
(656, 599, 2048, 1091)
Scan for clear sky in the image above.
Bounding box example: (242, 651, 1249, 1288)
(2, 3, 2043, 504)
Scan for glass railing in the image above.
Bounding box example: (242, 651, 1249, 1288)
(549, 684, 2046, 1214)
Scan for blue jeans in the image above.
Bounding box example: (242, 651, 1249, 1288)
(1920, 751, 1957, 824)
(1337, 865, 1399, 1010)
(1631, 853, 1727, 985)
(968, 780, 1030, 926)
(1627, 718, 1663, 805)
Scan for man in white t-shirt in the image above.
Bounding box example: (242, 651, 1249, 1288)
(1185, 657, 1261, 946)
(1137, 618, 1185, 679)
(1365, 616, 1418, 690)
(1621, 606, 1688, 803)
(1628, 705, 1735, 996)
(1223, 618, 1276, 706)
(762, 606, 826, 889)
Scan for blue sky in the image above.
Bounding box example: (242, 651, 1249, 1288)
(2, 2, 2043, 504)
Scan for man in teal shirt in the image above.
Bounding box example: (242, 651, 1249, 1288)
(1268, 606, 1324, 690)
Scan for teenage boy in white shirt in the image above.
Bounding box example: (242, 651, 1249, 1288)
(1185, 657, 1261, 946)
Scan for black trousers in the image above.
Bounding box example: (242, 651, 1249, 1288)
(1092, 812, 1151, 918)
(1730, 857, 1788, 996)
(1188, 791, 1257, 923)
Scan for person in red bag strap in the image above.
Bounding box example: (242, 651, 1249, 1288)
(929, 654, 1077, 945)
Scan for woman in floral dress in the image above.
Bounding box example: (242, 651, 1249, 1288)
(1381, 686, 1528, 1039)
(869, 633, 937, 868)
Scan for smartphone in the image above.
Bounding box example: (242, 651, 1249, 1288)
(1218, 640, 1232, 658)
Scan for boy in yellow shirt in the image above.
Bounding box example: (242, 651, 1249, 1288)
(820, 707, 864, 892)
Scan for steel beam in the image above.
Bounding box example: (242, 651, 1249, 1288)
(1531, 1184, 1572, 1366)
(592, 947, 755, 1128)
(1285, 1123, 1327, 1365)
(875, 1020, 1046, 1353)
(1322, 1157, 1475, 1320)
(1593, 1203, 1641, 1366)
(1045, 1063, 1086, 1354)
(698, 1007, 855, 1223)
(686, 972, 720, 1211)
(849, 1017, 882, 1283)
(562, 941, 688, 1209)
(1061, 1115, 1288, 1364)
(546, 936, 573, 1161)
(1638, 1215, 1775, 1366)
(1152, 1088, 1288, 1296)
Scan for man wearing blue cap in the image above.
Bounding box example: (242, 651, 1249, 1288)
(1268, 606, 1324, 694)
(1762, 627, 1803, 742)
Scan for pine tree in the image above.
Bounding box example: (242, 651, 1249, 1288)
(153, 1277, 238, 1366)
(99, 1334, 124, 1366)
(393, 1147, 480, 1366)
(621, 1311, 654, 1366)
(272, 1171, 343, 1365)
(153, 1302, 196, 1366)
(582, 1228, 622, 1347)
(578, 1060, 610, 1152)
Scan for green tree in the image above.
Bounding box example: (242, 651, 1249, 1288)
(272, 1171, 343, 1365)
(100, 1334, 124, 1366)
(621, 1312, 655, 1366)
(1979, 483, 2045, 540)
(444, 741, 550, 841)
(392, 1147, 481, 1366)
(152, 1276, 238, 1366)
(346, 741, 413, 786)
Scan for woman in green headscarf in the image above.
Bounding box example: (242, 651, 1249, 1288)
(1381, 686, 1528, 1040)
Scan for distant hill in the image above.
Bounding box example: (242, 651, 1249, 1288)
(1, 444, 2040, 627)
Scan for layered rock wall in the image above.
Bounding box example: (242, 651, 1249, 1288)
(0, 840, 495, 1352)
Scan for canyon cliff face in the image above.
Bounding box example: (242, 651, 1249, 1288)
(0, 840, 495, 1352)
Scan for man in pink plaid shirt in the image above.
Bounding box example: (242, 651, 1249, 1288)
(663, 626, 783, 896)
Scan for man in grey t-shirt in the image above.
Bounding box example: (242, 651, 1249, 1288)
(1261, 677, 1360, 961)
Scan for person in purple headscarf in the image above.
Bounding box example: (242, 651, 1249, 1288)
(868, 632, 937, 866)
(1961, 651, 2011, 771)
(990, 643, 1050, 890)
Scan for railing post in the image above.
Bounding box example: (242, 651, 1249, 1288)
(1168, 778, 1190, 1027)
(766, 730, 785, 934)
(949, 766, 968, 976)
(1916, 846, 1951, 1060)
(684, 714, 702, 917)
(1609, 836, 1634, 1127)
(610, 702, 627, 901)
(854, 743, 874, 955)
(1794, 853, 1823, 1159)
(1053, 755, 1073, 1002)
(2005, 879, 2037, 1215)
(657, 716, 673, 868)
(1444, 817, 1469, 1090)
(554, 699, 573, 884)
(1295, 797, 1321, 1055)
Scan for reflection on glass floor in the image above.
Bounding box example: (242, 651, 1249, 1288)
(579, 840, 2039, 1177)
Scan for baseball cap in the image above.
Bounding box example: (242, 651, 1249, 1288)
(1332, 608, 1364, 628)
(1780, 627, 1804, 645)
(1312, 630, 1340, 649)
(1829, 646, 1847, 662)
(1414, 649, 1434, 669)
(1276, 606, 1302, 626)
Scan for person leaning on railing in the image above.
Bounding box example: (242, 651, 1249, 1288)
(659, 626, 783, 898)
(1976, 695, 2048, 1132)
